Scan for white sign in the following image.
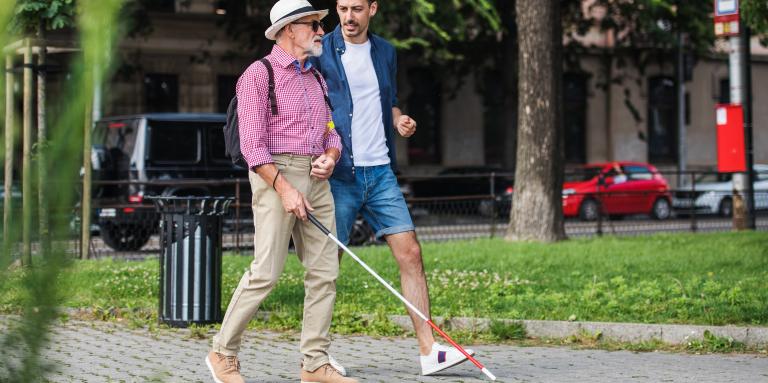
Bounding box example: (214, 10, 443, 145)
(717, 107, 728, 125)
(716, 0, 738, 16)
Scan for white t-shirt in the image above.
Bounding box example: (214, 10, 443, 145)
(341, 40, 390, 166)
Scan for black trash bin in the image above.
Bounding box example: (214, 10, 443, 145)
(149, 196, 233, 327)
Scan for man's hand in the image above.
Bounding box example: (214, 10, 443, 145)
(311, 153, 337, 180)
(278, 184, 314, 221)
(396, 115, 417, 137)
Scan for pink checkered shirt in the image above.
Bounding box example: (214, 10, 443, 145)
(237, 45, 341, 169)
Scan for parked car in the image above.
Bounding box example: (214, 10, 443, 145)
(407, 166, 514, 216)
(92, 114, 240, 250)
(672, 164, 768, 216)
(562, 162, 672, 221)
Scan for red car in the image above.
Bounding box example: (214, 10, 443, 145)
(562, 162, 672, 221)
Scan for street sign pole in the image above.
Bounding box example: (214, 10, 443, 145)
(728, 32, 748, 229)
(715, 0, 752, 230)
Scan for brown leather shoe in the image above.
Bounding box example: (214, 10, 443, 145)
(300, 363, 359, 383)
(205, 351, 245, 383)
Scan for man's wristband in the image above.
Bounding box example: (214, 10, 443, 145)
(272, 169, 280, 191)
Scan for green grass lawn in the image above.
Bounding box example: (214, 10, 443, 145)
(2, 232, 767, 331)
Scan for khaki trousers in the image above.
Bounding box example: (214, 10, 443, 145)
(212, 154, 339, 372)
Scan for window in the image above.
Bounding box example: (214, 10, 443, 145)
(213, 0, 246, 15)
(565, 166, 603, 182)
(95, 120, 139, 159)
(624, 165, 653, 180)
(93, 119, 141, 186)
(647, 77, 678, 163)
(406, 67, 441, 165)
(144, 74, 179, 113)
(148, 121, 200, 164)
(217, 75, 238, 113)
(719, 78, 730, 104)
(563, 73, 588, 164)
(145, 0, 175, 12)
(482, 68, 507, 166)
(207, 125, 230, 163)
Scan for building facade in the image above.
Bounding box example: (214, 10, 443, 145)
(100, 0, 768, 177)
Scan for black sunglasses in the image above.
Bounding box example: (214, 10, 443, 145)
(291, 20, 325, 33)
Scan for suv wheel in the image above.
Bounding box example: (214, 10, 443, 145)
(478, 200, 496, 217)
(348, 218, 374, 246)
(100, 223, 151, 251)
(718, 197, 733, 217)
(651, 198, 671, 220)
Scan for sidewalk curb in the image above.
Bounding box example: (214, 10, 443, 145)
(381, 315, 768, 348)
(59, 308, 767, 348)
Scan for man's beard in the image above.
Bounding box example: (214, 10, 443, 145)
(307, 39, 323, 57)
(308, 44, 323, 57)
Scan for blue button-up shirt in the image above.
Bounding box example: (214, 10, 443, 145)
(311, 26, 399, 181)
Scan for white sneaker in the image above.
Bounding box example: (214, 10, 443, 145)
(328, 354, 347, 377)
(420, 343, 474, 376)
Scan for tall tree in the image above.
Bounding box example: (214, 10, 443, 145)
(506, 0, 565, 242)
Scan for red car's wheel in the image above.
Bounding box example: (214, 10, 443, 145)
(579, 198, 600, 221)
(651, 198, 672, 220)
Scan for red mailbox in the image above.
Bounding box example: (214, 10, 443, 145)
(716, 104, 745, 172)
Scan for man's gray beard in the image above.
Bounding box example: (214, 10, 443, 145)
(308, 44, 323, 57)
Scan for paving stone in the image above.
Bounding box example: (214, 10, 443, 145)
(2, 317, 767, 382)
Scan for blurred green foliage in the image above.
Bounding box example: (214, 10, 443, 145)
(1, 0, 126, 381)
(9, 0, 76, 35)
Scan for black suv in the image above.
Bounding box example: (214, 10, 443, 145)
(92, 114, 243, 250)
(92, 113, 374, 250)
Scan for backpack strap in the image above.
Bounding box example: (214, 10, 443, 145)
(259, 58, 278, 115)
(310, 68, 334, 112)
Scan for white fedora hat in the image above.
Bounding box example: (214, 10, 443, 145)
(265, 0, 329, 40)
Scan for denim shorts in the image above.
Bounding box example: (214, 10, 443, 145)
(329, 164, 414, 245)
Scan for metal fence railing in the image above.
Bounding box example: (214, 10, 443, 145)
(33, 168, 768, 259)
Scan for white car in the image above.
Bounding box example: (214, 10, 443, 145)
(673, 165, 768, 216)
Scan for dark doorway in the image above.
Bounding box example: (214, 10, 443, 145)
(406, 67, 442, 165)
(217, 75, 238, 113)
(144, 73, 179, 113)
(146, 0, 175, 12)
(563, 73, 588, 164)
(647, 76, 677, 163)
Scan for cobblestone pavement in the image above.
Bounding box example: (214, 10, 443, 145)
(3, 318, 767, 383)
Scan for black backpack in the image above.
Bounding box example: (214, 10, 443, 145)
(223, 58, 333, 168)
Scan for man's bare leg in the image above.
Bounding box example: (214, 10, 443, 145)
(385, 231, 435, 355)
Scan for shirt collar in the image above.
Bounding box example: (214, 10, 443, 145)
(271, 45, 313, 72)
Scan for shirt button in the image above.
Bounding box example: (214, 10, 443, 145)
(349, 113, 352, 117)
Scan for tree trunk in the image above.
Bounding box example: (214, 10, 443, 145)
(22, 39, 34, 265)
(506, 0, 565, 242)
(38, 23, 51, 257)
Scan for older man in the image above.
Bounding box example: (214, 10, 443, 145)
(205, 1, 356, 382)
